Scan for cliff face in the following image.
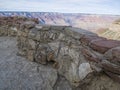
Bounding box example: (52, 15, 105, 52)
(0, 17, 120, 90)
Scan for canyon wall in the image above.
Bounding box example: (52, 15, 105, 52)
(0, 17, 120, 90)
(98, 20, 120, 40)
(0, 12, 120, 33)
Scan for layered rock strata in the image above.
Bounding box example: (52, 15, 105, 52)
(0, 17, 120, 89)
(97, 19, 120, 40)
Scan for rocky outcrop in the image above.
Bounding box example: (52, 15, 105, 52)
(0, 37, 58, 90)
(0, 17, 120, 90)
(0, 16, 39, 36)
(17, 20, 120, 86)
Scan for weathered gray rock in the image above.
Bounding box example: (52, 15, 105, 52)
(0, 37, 58, 90)
(16, 24, 96, 86)
(16, 22, 120, 87)
(82, 74, 120, 90)
(1, 16, 120, 90)
(104, 46, 120, 65)
(53, 76, 72, 90)
(101, 60, 120, 75)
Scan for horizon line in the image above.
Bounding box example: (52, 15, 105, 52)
(0, 11, 120, 16)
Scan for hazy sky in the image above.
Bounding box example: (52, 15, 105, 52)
(0, 0, 120, 15)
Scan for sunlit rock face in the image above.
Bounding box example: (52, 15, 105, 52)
(0, 16, 120, 90)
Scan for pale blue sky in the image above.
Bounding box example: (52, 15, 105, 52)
(0, 0, 120, 15)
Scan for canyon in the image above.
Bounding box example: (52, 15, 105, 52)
(97, 19, 120, 40)
(0, 12, 120, 33)
(0, 16, 120, 90)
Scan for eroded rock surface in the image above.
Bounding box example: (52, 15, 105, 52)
(0, 17, 120, 90)
(0, 37, 57, 90)
(17, 20, 120, 87)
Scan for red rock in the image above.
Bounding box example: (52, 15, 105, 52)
(80, 35, 106, 45)
(90, 39, 120, 53)
(82, 48, 101, 63)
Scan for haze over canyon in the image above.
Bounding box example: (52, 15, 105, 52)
(0, 12, 120, 33)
